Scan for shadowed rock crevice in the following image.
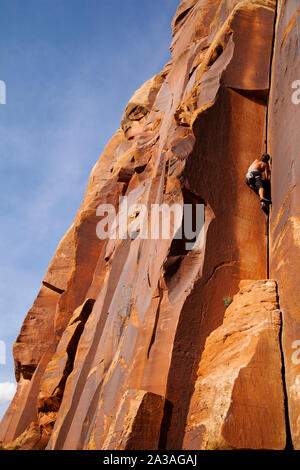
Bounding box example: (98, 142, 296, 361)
(50, 300, 96, 404)
(207, 44, 224, 67)
(101, 390, 166, 450)
(42, 281, 65, 295)
(13, 363, 36, 382)
(173, 5, 194, 30)
(279, 309, 294, 450)
(162, 188, 207, 304)
(226, 87, 268, 105)
(147, 283, 163, 359)
(37, 299, 95, 447)
(38, 322, 86, 414)
(277, 288, 293, 450)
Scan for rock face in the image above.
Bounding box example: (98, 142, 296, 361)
(268, 0, 300, 450)
(99, 390, 165, 450)
(183, 280, 286, 450)
(0, 0, 298, 450)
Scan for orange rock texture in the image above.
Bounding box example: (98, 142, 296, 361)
(268, 0, 300, 450)
(183, 280, 286, 450)
(0, 0, 298, 450)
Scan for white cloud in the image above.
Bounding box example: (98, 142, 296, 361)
(0, 382, 16, 404)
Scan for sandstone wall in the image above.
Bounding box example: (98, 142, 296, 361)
(184, 280, 286, 450)
(2, 0, 297, 451)
(269, 0, 300, 450)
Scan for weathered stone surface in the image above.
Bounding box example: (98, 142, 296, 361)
(0, 378, 32, 445)
(268, 0, 300, 450)
(0, 348, 54, 446)
(13, 285, 60, 382)
(3, 0, 297, 452)
(1, 129, 133, 442)
(184, 280, 286, 450)
(2, 422, 42, 450)
(36, 299, 95, 447)
(121, 70, 168, 139)
(88, 390, 165, 450)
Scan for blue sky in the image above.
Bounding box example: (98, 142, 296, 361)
(0, 0, 178, 420)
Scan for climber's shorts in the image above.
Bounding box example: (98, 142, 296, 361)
(246, 170, 264, 194)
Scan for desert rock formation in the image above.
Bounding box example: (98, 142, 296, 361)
(1, 0, 299, 450)
(184, 280, 286, 450)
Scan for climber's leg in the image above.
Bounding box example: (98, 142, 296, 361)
(258, 188, 271, 203)
(255, 177, 271, 204)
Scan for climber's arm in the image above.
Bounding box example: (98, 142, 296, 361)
(264, 162, 271, 181)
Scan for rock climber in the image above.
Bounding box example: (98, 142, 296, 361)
(245, 153, 272, 212)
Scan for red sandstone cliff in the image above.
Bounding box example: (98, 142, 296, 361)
(1, 0, 299, 450)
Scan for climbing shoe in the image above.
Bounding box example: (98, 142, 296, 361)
(260, 202, 269, 215)
(259, 197, 272, 205)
